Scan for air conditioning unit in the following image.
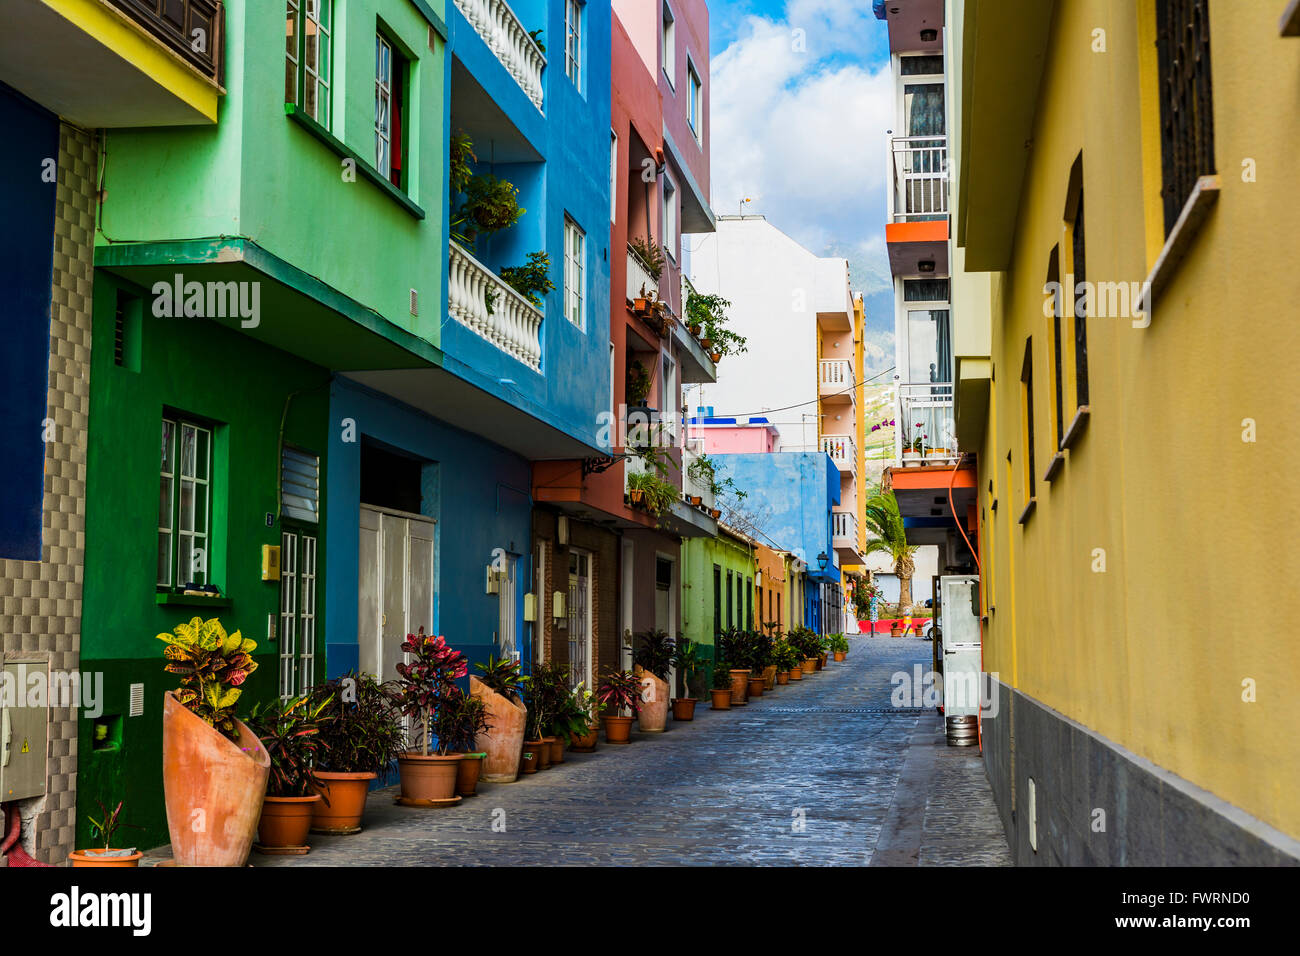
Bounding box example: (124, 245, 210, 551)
(1, 659, 49, 801)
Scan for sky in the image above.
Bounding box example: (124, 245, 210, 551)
(704, 0, 897, 371)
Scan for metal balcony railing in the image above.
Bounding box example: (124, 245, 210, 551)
(454, 0, 546, 111)
(889, 135, 948, 222)
(627, 245, 658, 306)
(107, 0, 224, 84)
(448, 241, 543, 370)
(898, 382, 958, 461)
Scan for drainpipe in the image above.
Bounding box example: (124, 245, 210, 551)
(0, 803, 51, 867)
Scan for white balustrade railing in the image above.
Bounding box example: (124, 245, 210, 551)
(454, 0, 546, 111)
(818, 359, 853, 397)
(890, 135, 949, 222)
(832, 510, 857, 544)
(822, 433, 858, 474)
(626, 245, 658, 305)
(448, 240, 543, 370)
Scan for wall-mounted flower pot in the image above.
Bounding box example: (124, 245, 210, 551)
(671, 698, 697, 721)
(569, 728, 599, 752)
(710, 508, 721, 519)
(312, 771, 376, 834)
(472, 676, 527, 783)
(637, 671, 669, 732)
(729, 669, 751, 705)
(256, 794, 321, 855)
(789, 667, 803, 681)
(629, 489, 646, 505)
(689, 324, 701, 336)
(634, 297, 651, 314)
(710, 688, 732, 710)
(746, 675, 766, 698)
(603, 715, 634, 744)
(454, 752, 486, 797)
(162, 691, 269, 867)
(396, 753, 464, 806)
(69, 848, 143, 868)
(521, 751, 539, 774)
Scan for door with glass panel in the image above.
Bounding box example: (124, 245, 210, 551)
(567, 550, 591, 690)
(278, 528, 318, 700)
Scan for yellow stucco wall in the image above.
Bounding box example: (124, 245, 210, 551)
(971, 0, 1300, 838)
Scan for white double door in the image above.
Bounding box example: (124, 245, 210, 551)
(358, 505, 435, 682)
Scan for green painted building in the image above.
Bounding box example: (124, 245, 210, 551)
(680, 524, 760, 685)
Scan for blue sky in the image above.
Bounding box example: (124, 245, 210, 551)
(704, 0, 897, 367)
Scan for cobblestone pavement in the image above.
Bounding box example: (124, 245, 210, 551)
(256, 636, 1012, 866)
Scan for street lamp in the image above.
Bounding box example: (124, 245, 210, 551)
(817, 552, 828, 571)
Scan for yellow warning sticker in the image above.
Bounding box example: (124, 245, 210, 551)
(20, 739, 29, 754)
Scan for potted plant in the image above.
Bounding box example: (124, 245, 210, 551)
(670, 636, 704, 721)
(157, 616, 269, 867)
(308, 672, 406, 834)
(632, 628, 674, 732)
(521, 748, 540, 774)
(709, 656, 733, 709)
(393, 628, 467, 806)
(522, 666, 558, 769)
(629, 235, 665, 283)
(773, 638, 801, 684)
(789, 626, 820, 675)
(830, 633, 850, 662)
(499, 250, 556, 310)
(626, 469, 679, 518)
(596, 669, 640, 744)
(745, 631, 769, 698)
(694, 292, 748, 365)
(816, 633, 831, 669)
(69, 800, 143, 868)
(718, 627, 751, 705)
(567, 683, 601, 751)
(433, 687, 492, 797)
(248, 693, 330, 854)
(472, 655, 528, 783)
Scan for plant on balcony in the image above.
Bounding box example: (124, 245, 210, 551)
(629, 235, 665, 282)
(626, 469, 678, 517)
(689, 291, 747, 360)
(863, 492, 918, 609)
(528, 28, 545, 53)
(626, 359, 652, 407)
(450, 130, 476, 195)
(687, 453, 747, 508)
(450, 133, 524, 247)
(500, 250, 555, 308)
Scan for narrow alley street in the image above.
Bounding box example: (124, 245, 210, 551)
(250, 637, 1009, 867)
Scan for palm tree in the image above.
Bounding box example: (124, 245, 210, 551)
(862, 491, 918, 610)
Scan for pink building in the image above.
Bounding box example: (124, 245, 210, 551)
(688, 416, 781, 454)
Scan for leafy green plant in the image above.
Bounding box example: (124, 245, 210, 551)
(475, 655, 525, 703)
(394, 628, 469, 757)
(633, 628, 674, 681)
(863, 492, 918, 608)
(528, 28, 545, 53)
(788, 626, 822, 660)
(672, 636, 705, 698)
(689, 291, 748, 358)
(500, 250, 555, 308)
(716, 626, 746, 672)
(596, 669, 641, 717)
(156, 616, 258, 742)
(829, 633, 850, 654)
(431, 685, 491, 754)
(626, 359, 652, 406)
(745, 629, 774, 672)
(86, 800, 141, 852)
(626, 469, 678, 517)
(710, 656, 733, 690)
(522, 661, 574, 740)
(450, 130, 476, 195)
(773, 638, 802, 672)
(687, 453, 747, 504)
(309, 672, 407, 775)
(248, 692, 332, 798)
(629, 236, 665, 281)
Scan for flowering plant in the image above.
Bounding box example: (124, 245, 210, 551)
(395, 627, 468, 756)
(596, 669, 641, 718)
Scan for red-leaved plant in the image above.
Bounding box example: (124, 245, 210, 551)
(395, 627, 468, 756)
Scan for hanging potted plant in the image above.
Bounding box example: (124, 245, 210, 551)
(567, 683, 601, 752)
(158, 616, 268, 867)
(709, 656, 733, 710)
(596, 669, 641, 744)
(434, 687, 492, 797)
(632, 629, 673, 732)
(394, 628, 467, 806)
(248, 692, 330, 855)
(670, 636, 704, 721)
(472, 655, 528, 783)
(69, 800, 143, 868)
(308, 672, 406, 834)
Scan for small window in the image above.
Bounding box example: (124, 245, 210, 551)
(746, 578, 753, 630)
(712, 565, 722, 636)
(687, 61, 703, 140)
(662, 4, 676, 87)
(286, 0, 332, 126)
(564, 216, 586, 329)
(900, 54, 944, 76)
(281, 445, 321, 523)
(158, 417, 213, 588)
(565, 0, 583, 90)
(726, 569, 734, 627)
(375, 33, 409, 188)
(1070, 189, 1090, 408)
(1019, 339, 1036, 504)
(662, 173, 678, 261)
(903, 278, 949, 302)
(1154, 0, 1216, 237)
(609, 130, 619, 224)
(1046, 247, 1065, 447)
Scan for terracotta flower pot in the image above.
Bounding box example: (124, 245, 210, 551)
(763, 665, 778, 690)
(789, 668, 803, 681)
(636, 670, 669, 732)
(890, 626, 902, 638)
(472, 676, 527, 783)
(710, 352, 722, 363)
(777, 671, 790, 685)
(801, 658, 817, 674)
(690, 495, 703, 506)
(397, 752, 463, 805)
(603, 715, 634, 744)
(69, 848, 143, 868)
(521, 750, 539, 774)
(834, 651, 847, 662)
(700, 337, 714, 350)
(710, 688, 732, 710)
(729, 669, 751, 705)
(818, 654, 828, 669)
(257, 794, 321, 853)
(547, 737, 565, 765)
(455, 753, 486, 797)
(162, 691, 269, 867)
(528, 739, 551, 769)
(747, 676, 765, 698)
(569, 728, 599, 752)
(312, 771, 376, 834)
(671, 698, 697, 721)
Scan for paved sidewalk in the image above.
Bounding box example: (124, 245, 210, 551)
(251, 635, 1010, 866)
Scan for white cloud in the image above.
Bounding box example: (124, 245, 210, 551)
(709, 6, 893, 295)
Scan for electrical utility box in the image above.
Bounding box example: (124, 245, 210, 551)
(939, 576, 983, 717)
(1, 659, 49, 801)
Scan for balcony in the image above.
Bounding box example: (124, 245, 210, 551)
(682, 443, 716, 512)
(898, 383, 959, 464)
(832, 510, 860, 562)
(818, 359, 854, 404)
(448, 240, 543, 370)
(454, 0, 546, 111)
(626, 244, 659, 307)
(822, 433, 858, 477)
(108, 0, 223, 83)
(889, 135, 948, 223)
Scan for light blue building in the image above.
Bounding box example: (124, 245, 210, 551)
(711, 451, 845, 634)
(324, 0, 613, 680)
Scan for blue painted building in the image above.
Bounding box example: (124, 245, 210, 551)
(711, 451, 845, 634)
(324, 0, 613, 679)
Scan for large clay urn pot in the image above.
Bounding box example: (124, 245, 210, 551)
(636, 669, 669, 732)
(256, 794, 321, 853)
(471, 676, 527, 783)
(162, 691, 269, 867)
(397, 752, 463, 805)
(312, 771, 376, 834)
(729, 669, 751, 705)
(710, 689, 732, 710)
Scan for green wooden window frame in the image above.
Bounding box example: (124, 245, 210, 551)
(158, 417, 213, 589)
(286, 0, 333, 128)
